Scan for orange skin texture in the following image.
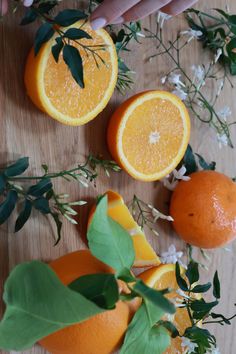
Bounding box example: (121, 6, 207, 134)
(170, 170, 236, 249)
(39, 250, 139, 354)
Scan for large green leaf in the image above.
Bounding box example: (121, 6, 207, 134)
(4, 157, 29, 177)
(0, 261, 105, 351)
(63, 45, 84, 88)
(87, 196, 135, 275)
(54, 9, 87, 26)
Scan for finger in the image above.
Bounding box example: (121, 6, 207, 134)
(161, 0, 198, 15)
(121, 0, 172, 23)
(0, 0, 8, 15)
(90, 0, 140, 30)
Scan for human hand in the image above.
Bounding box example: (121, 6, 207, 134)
(90, 0, 198, 30)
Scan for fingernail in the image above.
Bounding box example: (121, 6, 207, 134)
(90, 17, 107, 30)
(111, 16, 124, 25)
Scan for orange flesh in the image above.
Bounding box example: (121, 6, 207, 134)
(122, 97, 184, 175)
(44, 26, 114, 119)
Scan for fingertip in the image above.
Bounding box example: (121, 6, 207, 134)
(90, 17, 107, 30)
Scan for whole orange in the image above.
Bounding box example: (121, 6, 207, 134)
(39, 250, 139, 354)
(170, 170, 236, 248)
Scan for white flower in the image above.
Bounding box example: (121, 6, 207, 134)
(136, 32, 145, 38)
(191, 65, 205, 88)
(214, 48, 222, 63)
(162, 165, 190, 191)
(161, 76, 167, 84)
(173, 166, 191, 181)
(181, 337, 198, 354)
(148, 205, 174, 223)
(160, 244, 183, 264)
(172, 87, 187, 101)
(157, 11, 172, 28)
(176, 289, 191, 300)
(217, 106, 231, 121)
(208, 347, 221, 354)
(168, 72, 185, 87)
(217, 133, 228, 148)
(180, 29, 203, 42)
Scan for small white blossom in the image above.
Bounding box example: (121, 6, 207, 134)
(181, 337, 198, 354)
(208, 347, 221, 354)
(173, 166, 191, 181)
(214, 48, 222, 63)
(172, 87, 187, 101)
(217, 106, 231, 121)
(161, 76, 167, 84)
(191, 65, 205, 88)
(160, 244, 183, 264)
(157, 11, 172, 28)
(136, 32, 145, 38)
(180, 29, 203, 42)
(147, 205, 174, 223)
(162, 165, 190, 191)
(168, 72, 185, 87)
(176, 289, 191, 300)
(217, 133, 228, 148)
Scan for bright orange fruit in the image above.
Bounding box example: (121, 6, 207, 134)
(24, 21, 118, 126)
(107, 91, 190, 181)
(39, 250, 139, 354)
(88, 190, 160, 267)
(170, 170, 236, 248)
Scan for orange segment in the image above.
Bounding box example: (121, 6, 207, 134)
(88, 190, 160, 267)
(107, 91, 190, 181)
(24, 21, 118, 126)
(139, 264, 199, 354)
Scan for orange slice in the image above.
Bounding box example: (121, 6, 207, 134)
(139, 264, 200, 354)
(88, 190, 160, 267)
(107, 91, 190, 181)
(24, 21, 118, 126)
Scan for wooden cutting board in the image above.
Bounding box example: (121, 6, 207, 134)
(0, 0, 236, 353)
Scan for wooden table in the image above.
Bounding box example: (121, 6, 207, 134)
(0, 0, 236, 353)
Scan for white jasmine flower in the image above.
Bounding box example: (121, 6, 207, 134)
(161, 166, 190, 191)
(157, 11, 172, 28)
(168, 72, 185, 87)
(181, 337, 198, 354)
(217, 133, 228, 148)
(173, 166, 191, 181)
(162, 178, 179, 191)
(214, 48, 222, 63)
(148, 205, 174, 223)
(176, 289, 191, 300)
(180, 29, 203, 42)
(172, 87, 187, 101)
(217, 106, 231, 121)
(160, 244, 183, 264)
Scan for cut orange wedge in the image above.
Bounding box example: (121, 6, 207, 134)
(107, 91, 190, 181)
(88, 190, 160, 267)
(139, 264, 200, 354)
(24, 21, 118, 126)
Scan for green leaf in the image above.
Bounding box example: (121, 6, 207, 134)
(229, 15, 236, 35)
(191, 283, 211, 293)
(54, 9, 87, 27)
(0, 261, 105, 351)
(157, 321, 179, 338)
(4, 157, 29, 177)
(183, 145, 198, 174)
(63, 28, 92, 40)
(175, 263, 188, 291)
(184, 326, 216, 352)
(214, 8, 229, 19)
(117, 268, 136, 282)
(52, 37, 64, 62)
(20, 8, 38, 25)
(69, 273, 119, 309)
(226, 38, 236, 63)
(15, 199, 32, 232)
(33, 197, 51, 214)
(28, 178, 53, 197)
(230, 61, 236, 75)
(51, 212, 62, 246)
(120, 303, 170, 354)
(190, 298, 218, 312)
(63, 45, 84, 88)
(87, 196, 135, 274)
(213, 271, 221, 299)
(210, 312, 231, 325)
(133, 280, 175, 314)
(34, 23, 55, 56)
(0, 175, 6, 194)
(0, 190, 18, 225)
(186, 261, 199, 286)
(195, 154, 216, 170)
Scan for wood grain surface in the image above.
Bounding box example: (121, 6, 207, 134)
(0, 0, 236, 353)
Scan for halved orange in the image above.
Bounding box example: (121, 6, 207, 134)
(88, 190, 160, 267)
(24, 21, 118, 126)
(139, 264, 200, 354)
(107, 91, 190, 181)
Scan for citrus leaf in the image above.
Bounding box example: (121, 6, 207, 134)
(195, 153, 216, 170)
(186, 261, 199, 285)
(34, 23, 55, 56)
(33, 197, 51, 214)
(51, 212, 62, 246)
(52, 37, 64, 62)
(190, 299, 218, 312)
(157, 320, 179, 338)
(0, 175, 6, 194)
(87, 196, 135, 274)
(63, 28, 92, 40)
(69, 273, 119, 309)
(213, 271, 221, 299)
(191, 283, 211, 293)
(4, 157, 29, 177)
(183, 145, 198, 174)
(28, 178, 52, 197)
(0, 190, 18, 225)
(0, 261, 105, 351)
(20, 8, 38, 25)
(175, 262, 188, 291)
(54, 9, 87, 26)
(15, 199, 32, 232)
(63, 45, 84, 88)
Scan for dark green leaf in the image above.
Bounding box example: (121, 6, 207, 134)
(133, 280, 175, 314)
(4, 157, 29, 177)
(41, 164, 49, 174)
(190, 298, 218, 312)
(15, 199, 32, 232)
(63, 45, 84, 88)
(230, 61, 236, 75)
(213, 271, 221, 299)
(195, 154, 216, 170)
(210, 312, 231, 325)
(38, 1, 58, 14)
(46, 189, 53, 200)
(52, 37, 64, 62)
(117, 268, 136, 282)
(175, 263, 188, 291)
(87, 196, 135, 274)
(191, 282, 211, 293)
(157, 321, 179, 338)
(226, 38, 236, 63)
(69, 273, 119, 309)
(186, 261, 199, 285)
(0, 190, 18, 225)
(0, 175, 6, 194)
(229, 15, 236, 35)
(63, 28, 92, 40)
(34, 23, 55, 56)
(28, 178, 53, 197)
(20, 8, 38, 25)
(33, 197, 51, 214)
(0, 261, 105, 351)
(183, 145, 198, 174)
(184, 326, 216, 352)
(54, 9, 87, 27)
(51, 213, 62, 246)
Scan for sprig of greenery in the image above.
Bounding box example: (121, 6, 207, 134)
(88, 154, 122, 177)
(0, 155, 119, 244)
